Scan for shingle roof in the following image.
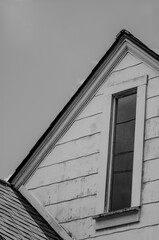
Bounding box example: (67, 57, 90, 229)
(0, 179, 63, 240)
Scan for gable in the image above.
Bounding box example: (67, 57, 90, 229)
(25, 51, 157, 191)
(9, 30, 159, 240)
(9, 30, 159, 189)
(24, 51, 159, 239)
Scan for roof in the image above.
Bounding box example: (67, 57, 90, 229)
(9, 29, 159, 186)
(0, 179, 63, 240)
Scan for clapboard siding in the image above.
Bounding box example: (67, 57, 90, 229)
(143, 158, 159, 182)
(26, 153, 99, 189)
(28, 173, 97, 206)
(76, 95, 103, 120)
(25, 53, 159, 240)
(97, 63, 158, 95)
(46, 195, 96, 222)
(58, 114, 102, 144)
(83, 224, 159, 240)
(146, 96, 159, 119)
(144, 137, 159, 161)
(113, 53, 142, 71)
(142, 180, 159, 204)
(145, 117, 159, 140)
(147, 76, 159, 98)
(61, 202, 159, 239)
(38, 133, 100, 167)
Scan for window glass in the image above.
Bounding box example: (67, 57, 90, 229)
(117, 93, 136, 123)
(115, 120, 135, 154)
(110, 92, 136, 211)
(111, 172, 132, 211)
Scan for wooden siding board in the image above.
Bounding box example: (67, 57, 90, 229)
(46, 195, 96, 222)
(76, 95, 103, 120)
(144, 137, 159, 161)
(86, 224, 159, 240)
(147, 76, 159, 99)
(27, 153, 98, 189)
(145, 117, 159, 140)
(143, 158, 159, 182)
(113, 53, 142, 71)
(97, 63, 158, 94)
(60, 202, 159, 239)
(38, 133, 100, 167)
(58, 114, 102, 144)
(146, 96, 159, 119)
(28, 174, 97, 206)
(142, 180, 159, 204)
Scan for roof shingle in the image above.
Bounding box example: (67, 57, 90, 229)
(0, 179, 63, 240)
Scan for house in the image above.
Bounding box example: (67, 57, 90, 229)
(9, 30, 159, 240)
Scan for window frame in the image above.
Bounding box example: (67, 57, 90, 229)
(94, 75, 147, 229)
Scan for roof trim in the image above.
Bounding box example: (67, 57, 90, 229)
(9, 29, 159, 187)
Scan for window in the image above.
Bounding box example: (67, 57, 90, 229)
(109, 91, 136, 212)
(94, 76, 147, 229)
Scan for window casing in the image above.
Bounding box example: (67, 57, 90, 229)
(94, 76, 147, 229)
(108, 90, 136, 212)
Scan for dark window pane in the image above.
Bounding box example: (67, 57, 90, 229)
(115, 120, 135, 154)
(114, 152, 133, 172)
(117, 93, 136, 123)
(111, 172, 132, 211)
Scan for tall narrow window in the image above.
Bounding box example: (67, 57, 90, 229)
(110, 91, 137, 211)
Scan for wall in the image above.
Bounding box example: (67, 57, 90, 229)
(25, 53, 159, 240)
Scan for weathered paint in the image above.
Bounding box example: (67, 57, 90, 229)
(39, 133, 100, 167)
(26, 53, 159, 240)
(143, 158, 159, 182)
(144, 137, 159, 161)
(46, 195, 96, 222)
(28, 174, 97, 205)
(27, 153, 99, 189)
(147, 76, 159, 98)
(145, 117, 159, 140)
(113, 53, 142, 71)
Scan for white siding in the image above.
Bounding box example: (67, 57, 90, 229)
(26, 53, 159, 240)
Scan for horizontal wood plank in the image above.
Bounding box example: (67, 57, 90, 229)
(26, 153, 99, 189)
(97, 63, 158, 94)
(61, 202, 159, 239)
(113, 53, 142, 71)
(58, 114, 102, 144)
(39, 133, 100, 167)
(144, 137, 159, 161)
(76, 95, 103, 120)
(143, 158, 159, 182)
(46, 195, 96, 222)
(88, 224, 159, 240)
(142, 180, 159, 204)
(146, 96, 159, 119)
(28, 174, 97, 205)
(147, 76, 159, 99)
(145, 117, 159, 140)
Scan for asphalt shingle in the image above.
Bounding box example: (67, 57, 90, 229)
(0, 179, 63, 240)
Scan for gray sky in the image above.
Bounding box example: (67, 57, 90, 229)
(1, 0, 159, 179)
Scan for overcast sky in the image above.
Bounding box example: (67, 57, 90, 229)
(1, 0, 159, 179)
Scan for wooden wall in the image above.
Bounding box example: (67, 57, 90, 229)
(26, 53, 159, 240)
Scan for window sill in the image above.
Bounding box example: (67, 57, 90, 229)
(93, 207, 140, 230)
